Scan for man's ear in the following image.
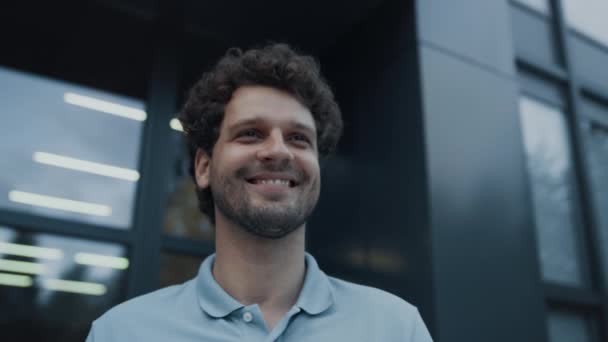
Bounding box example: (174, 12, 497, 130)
(194, 148, 211, 189)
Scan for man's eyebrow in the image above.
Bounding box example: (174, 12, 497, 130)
(226, 118, 262, 132)
(291, 122, 316, 137)
(227, 118, 316, 136)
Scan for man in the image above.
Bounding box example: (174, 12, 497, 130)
(86, 43, 433, 341)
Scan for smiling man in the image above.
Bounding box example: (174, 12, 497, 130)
(86, 43, 433, 342)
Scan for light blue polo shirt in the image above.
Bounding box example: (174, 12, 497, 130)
(86, 253, 433, 341)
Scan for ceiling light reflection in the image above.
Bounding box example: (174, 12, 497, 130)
(41, 279, 107, 296)
(169, 118, 183, 132)
(8, 190, 112, 217)
(0, 259, 45, 275)
(74, 252, 129, 270)
(0, 273, 33, 287)
(33, 151, 140, 181)
(64, 92, 147, 121)
(0, 241, 63, 260)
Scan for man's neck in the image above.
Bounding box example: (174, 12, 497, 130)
(212, 213, 306, 330)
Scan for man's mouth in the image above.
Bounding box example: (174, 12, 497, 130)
(245, 174, 298, 188)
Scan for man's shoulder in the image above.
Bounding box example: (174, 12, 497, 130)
(324, 276, 433, 341)
(327, 275, 417, 314)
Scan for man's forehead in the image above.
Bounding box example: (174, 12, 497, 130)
(223, 86, 316, 132)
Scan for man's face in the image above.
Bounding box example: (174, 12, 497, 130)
(195, 85, 321, 239)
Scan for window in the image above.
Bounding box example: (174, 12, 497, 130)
(159, 253, 205, 288)
(548, 307, 595, 342)
(0, 67, 145, 229)
(0, 225, 128, 340)
(581, 99, 608, 281)
(519, 96, 588, 287)
(513, 0, 551, 15)
(163, 130, 214, 241)
(563, 0, 608, 47)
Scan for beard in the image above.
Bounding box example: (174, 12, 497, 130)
(209, 159, 320, 239)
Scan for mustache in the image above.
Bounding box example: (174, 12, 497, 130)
(236, 160, 304, 181)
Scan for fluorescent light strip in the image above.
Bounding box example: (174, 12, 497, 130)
(64, 92, 147, 121)
(8, 190, 112, 217)
(0, 259, 45, 275)
(169, 118, 184, 132)
(0, 273, 32, 287)
(42, 279, 106, 296)
(0, 241, 63, 260)
(33, 152, 140, 181)
(74, 252, 129, 270)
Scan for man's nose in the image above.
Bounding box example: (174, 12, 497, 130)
(256, 131, 294, 162)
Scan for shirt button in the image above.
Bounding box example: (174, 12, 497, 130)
(242, 311, 253, 322)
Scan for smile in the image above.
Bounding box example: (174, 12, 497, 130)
(245, 174, 298, 188)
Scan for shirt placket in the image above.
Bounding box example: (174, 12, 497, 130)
(236, 305, 267, 342)
(263, 306, 302, 342)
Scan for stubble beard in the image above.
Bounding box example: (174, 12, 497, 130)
(209, 161, 320, 239)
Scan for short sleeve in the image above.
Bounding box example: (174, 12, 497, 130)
(85, 322, 96, 342)
(410, 309, 433, 342)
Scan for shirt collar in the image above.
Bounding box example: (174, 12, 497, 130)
(196, 252, 334, 318)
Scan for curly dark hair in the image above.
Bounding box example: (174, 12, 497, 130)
(179, 43, 343, 223)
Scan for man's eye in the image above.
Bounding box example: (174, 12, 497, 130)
(239, 130, 260, 138)
(289, 134, 310, 144)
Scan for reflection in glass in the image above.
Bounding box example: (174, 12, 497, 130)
(0, 226, 127, 341)
(163, 136, 214, 241)
(519, 97, 586, 287)
(563, 0, 608, 47)
(159, 253, 205, 288)
(513, 0, 550, 15)
(0, 66, 144, 228)
(584, 120, 608, 282)
(548, 308, 594, 342)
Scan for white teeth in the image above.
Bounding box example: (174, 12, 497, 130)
(259, 179, 290, 186)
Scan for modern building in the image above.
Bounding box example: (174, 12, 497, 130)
(0, 0, 606, 341)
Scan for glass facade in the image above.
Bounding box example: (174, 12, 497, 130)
(159, 253, 205, 288)
(513, 0, 551, 15)
(548, 308, 594, 342)
(0, 226, 127, 340)
(583, 116, 608, 282)
(563, 0, 608, 47)
(519, 96, 587, 287)
(0, 67, 144, 229)
(163, 131, 214, 241)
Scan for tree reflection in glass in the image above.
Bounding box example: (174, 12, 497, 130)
(519, 97, 586, 288)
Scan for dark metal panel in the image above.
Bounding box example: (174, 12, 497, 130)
(545, 283, 604, 308)
(419, 45, 547, 342)
(416, 0, 515, 76)
(510, 4, 563, 67)
(312, 0, 436, 335)
(126, 32, 181, 298)
(516, 66, 568, 108)
(570, 37, 608, 96)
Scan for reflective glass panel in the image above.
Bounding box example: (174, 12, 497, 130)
(548, 308, 594, 342)
(0, 225, 128, 341)
(159, 253, 205, 288)
(163, 127, 214, 241)
(584, 120, 608, 281)
(0, 66, 144, 229)
(519, 96, 586, 287)
(513, 0, 550, 15)
(563, 0, 608, 47)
